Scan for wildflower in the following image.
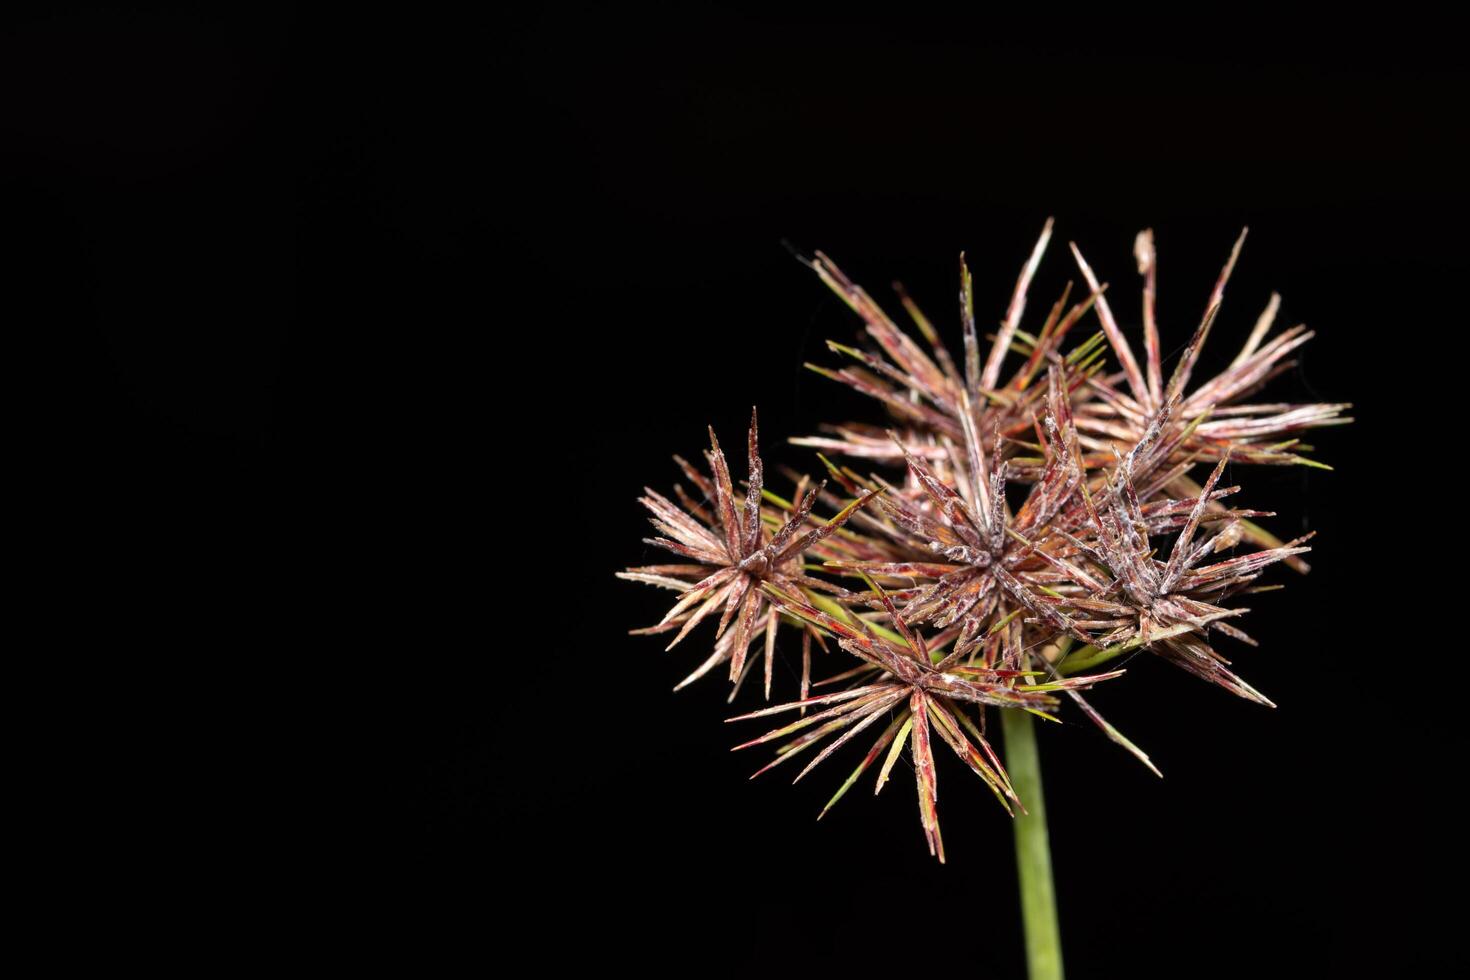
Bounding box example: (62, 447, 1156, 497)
(620, 224, 1341, 863)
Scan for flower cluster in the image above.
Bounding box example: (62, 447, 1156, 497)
(619, 223, 1345, 861)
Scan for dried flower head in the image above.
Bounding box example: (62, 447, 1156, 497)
(619, 221, 1344, 860)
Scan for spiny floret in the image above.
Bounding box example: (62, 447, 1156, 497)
(799, 222, 1348, 478)
(730, 578, 1120, 864)
(619, 407, 881, 699)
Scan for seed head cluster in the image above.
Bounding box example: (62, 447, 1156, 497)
(619, 222, 1345, 861)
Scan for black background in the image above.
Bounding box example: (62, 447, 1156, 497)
(10, 6, 1466, 975)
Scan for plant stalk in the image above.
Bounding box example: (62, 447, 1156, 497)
(1001, 707, 1064, 980)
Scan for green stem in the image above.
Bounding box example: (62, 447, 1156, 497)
(803, 590, 910, 648)
(1001, 707, 1064, 980)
